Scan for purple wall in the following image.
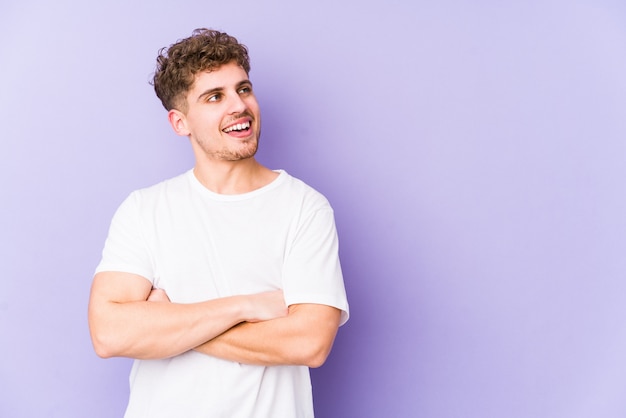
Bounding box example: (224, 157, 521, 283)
(2, 1, 626, 417)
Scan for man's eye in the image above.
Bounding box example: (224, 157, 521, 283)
(238, 87, 251, 94)
(207, 94, 221, 102)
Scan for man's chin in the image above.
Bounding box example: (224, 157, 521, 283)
(220, 145, 258, 161)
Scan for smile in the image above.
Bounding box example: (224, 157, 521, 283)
(223, 121, 251, 133)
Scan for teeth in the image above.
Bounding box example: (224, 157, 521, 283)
(224, 121, 250, 133)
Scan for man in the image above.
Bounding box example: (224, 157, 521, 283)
(88, 29, 349, 417)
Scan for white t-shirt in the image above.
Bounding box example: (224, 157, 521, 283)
(95, 169, 349, 418)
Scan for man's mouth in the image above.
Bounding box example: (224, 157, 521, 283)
(222, 121, 251, 133)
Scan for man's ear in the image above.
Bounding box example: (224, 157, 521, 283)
(168, 109, 190, 136)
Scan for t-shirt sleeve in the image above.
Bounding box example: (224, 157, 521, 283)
(94, 192, 155, 283)
(282, 206, 350, 326)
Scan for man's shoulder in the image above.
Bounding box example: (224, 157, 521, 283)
(278, 171, 332, 211)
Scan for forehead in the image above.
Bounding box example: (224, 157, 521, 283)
(190, 62, 250, 93)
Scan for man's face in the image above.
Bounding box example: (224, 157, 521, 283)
(174, 61, 261, 162)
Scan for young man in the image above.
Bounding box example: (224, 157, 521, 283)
(88, 29, 349, 417)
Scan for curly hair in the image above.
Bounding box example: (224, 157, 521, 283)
(152, 28, 251, 112)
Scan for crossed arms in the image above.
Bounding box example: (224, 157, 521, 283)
(87, 271, 341, 368)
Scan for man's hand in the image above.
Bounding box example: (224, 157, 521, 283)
(245, 290, 288, 322)
(147, 288, 287, 322)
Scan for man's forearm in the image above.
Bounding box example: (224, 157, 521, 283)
(194, 304, 341, 368)
(91, 296, 252, 360)
(88, 272, 287, 360)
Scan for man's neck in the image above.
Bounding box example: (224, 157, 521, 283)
(192, 158, 278, 195)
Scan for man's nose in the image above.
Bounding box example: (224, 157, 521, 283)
(226, 92, 247, 114)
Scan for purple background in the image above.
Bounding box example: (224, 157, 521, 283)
(2, 1, 626, 417)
